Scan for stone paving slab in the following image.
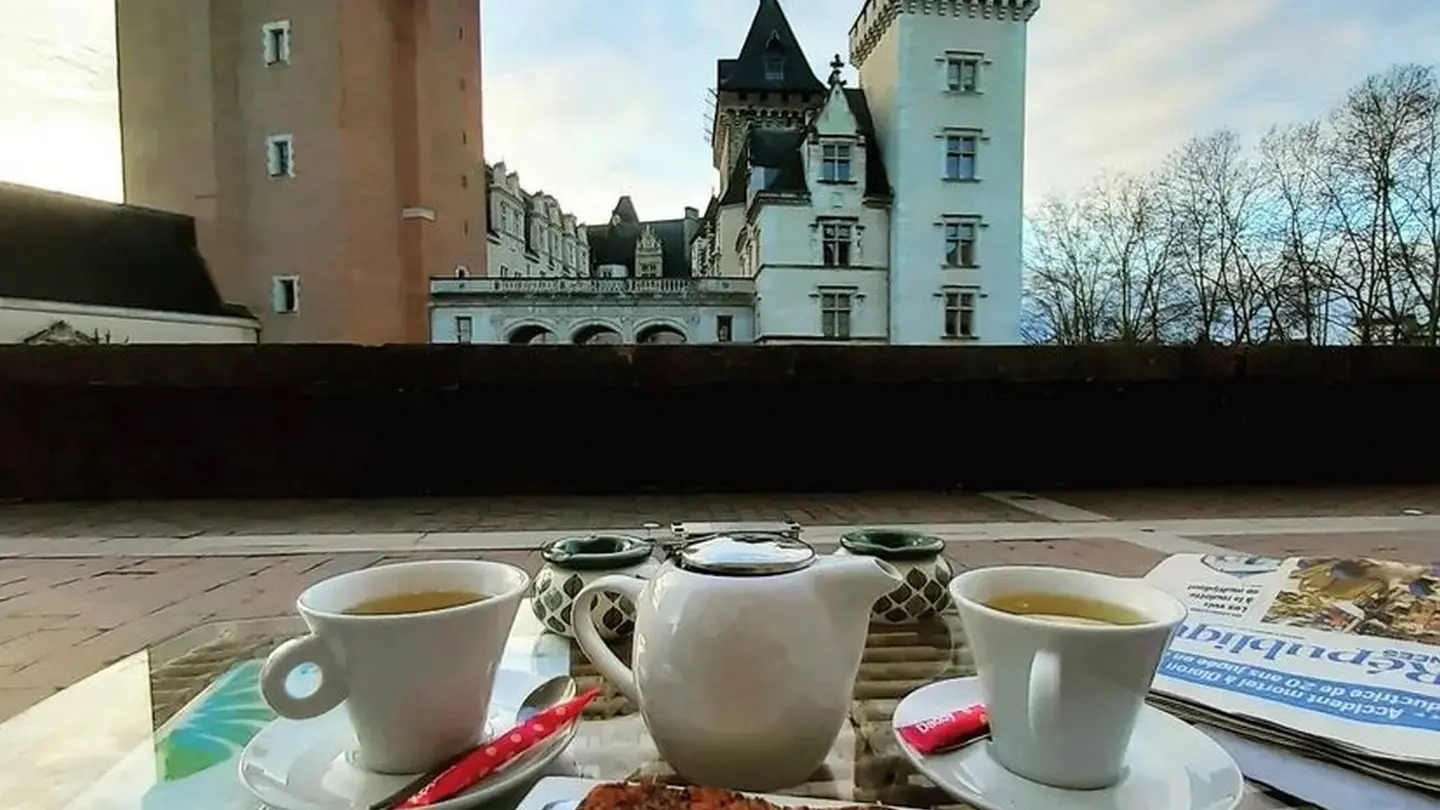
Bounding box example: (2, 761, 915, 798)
(1196, 530, 1440, 565)
(1047, 486, 1440, 520)
(14, 515, 1440, 559)
(0, 492, 1036, 538)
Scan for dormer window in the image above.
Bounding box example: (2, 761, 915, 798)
(821, 144, 852, 183)
(764, 54, 785, 81)
(749, 166, 780, 196)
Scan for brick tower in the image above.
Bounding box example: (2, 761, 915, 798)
(115, 0, 488, 343)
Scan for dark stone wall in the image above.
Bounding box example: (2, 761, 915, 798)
(1, 344, 1436, 501)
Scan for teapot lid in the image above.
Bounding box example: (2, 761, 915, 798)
(676, 532, 816, 576)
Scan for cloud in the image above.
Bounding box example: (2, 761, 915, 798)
(4, 0, 1440, 225)
(0, 0, 120, 200)
(1024, 0, 1440, 199)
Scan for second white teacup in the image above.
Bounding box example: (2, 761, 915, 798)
(258, 559, 529, 774)
(950, 566, 1186, 790)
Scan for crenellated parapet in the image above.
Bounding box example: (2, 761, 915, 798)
(849, 0, 1040, 66)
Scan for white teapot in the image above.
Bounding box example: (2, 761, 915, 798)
(571, 532, 902, 791)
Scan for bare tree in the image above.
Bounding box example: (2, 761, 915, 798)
(1089, 172, 1184, 342)
(1385, 66, 1440, 343)
(1020, 61, 1440, 347)
(1324, 64, 1439, 342)
(1023, 173, 1184, 344)
(1024, 192, 1111, 344)
(1156, 130, 1269, 343)
(1253, 122, 1344, 343)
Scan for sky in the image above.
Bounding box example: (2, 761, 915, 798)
(2, 0, 1438, 225)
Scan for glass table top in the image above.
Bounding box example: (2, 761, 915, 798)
(0, 601, 1310, 810)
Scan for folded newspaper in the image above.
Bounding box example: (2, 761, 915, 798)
(1144, 554, 1440, 793)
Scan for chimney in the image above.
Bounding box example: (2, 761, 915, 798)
(683, 206, 700, 245)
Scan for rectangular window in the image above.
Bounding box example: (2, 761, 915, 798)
(945, 134, 977, 180)
(944, 221, 978, 267)
(821, 144, 852, 182)
(944, 290, 977, 338)
(266, 135, 294, 178)
(262, 21, 291, 66)
(716, 315, 733, 343)
(821, 222, 853, 267)
(947, 56, 980, 92)
(820, 292, 853, 339)
(455, 316, 473, 344)
(272, 276, 299, 314)
(764, 54, 786, 81)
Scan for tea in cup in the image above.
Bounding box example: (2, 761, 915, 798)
(949, 566, 1186, 790)
(259, 559, 529, 774)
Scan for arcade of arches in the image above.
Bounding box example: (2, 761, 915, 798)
(505, 324, 687, 345)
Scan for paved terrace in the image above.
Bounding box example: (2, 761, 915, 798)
(4, 486, 1440, 720)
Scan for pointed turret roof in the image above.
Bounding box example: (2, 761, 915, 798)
(610, 196, 640, 225)
(717, 0, 825, 94)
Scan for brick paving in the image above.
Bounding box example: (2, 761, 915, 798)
(0, 549, 539, 721)
(950, 537, 1165, 577)
(5, 485, 1440, 724)
(1196, 530, 1440, 565)
(0, 492, 1034, 537)
(0, 537, 1171, 722)
(1046, 486, 1440, 520)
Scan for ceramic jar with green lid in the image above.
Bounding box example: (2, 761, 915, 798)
(531, 534, 656, 639)
(836, 528, 954, 623)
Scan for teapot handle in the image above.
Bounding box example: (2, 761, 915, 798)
(571, 575, 644, 704)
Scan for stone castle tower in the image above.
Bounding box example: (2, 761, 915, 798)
(115, 0, 489, 343)
(710, 0, 827, 197)
(850, 0, 1042, 344)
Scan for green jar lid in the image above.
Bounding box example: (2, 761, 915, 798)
(839, 528, 945, 560)
(541, 534, 654, 570)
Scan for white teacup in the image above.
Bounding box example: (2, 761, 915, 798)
(949, 566, 1186, 790)
(259, 559, 530, 774)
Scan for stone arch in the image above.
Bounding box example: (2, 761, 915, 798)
(571, 320, 625, 345)
(506, 322, 557, 344)
(635, 320, 689, 344)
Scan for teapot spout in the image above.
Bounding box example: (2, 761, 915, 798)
(810, 554, 904, 616)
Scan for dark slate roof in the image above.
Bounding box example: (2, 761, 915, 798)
(585, 198, 694, 279)
(717, 87, 892, 207)
(611, 195, 640, 224)
(0, 182, 249, 319)
(717, 0, 825, 94)
(844, 88, 893, 199)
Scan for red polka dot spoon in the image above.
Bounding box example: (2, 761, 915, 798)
(371, 676, 584, 810)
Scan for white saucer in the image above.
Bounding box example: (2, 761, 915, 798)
(892, 677, 1244, 810)
(239, 671, 577, 810)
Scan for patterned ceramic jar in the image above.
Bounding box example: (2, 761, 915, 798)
(531, 534, 656, 639)
(837, 528, 954, 623)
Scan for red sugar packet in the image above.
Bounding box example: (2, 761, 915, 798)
(895, 703, 989, 755)
(394, 687, 600, 809)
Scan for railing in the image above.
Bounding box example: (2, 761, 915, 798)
(429, 277, 756, 296)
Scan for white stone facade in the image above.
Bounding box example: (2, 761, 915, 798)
(848, 0, 1038, 344)
(483, 162, 590, 279)
(428, 0, 1037, 346)
(429, 277, 755, 344)
(0, 296, 259, 345)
